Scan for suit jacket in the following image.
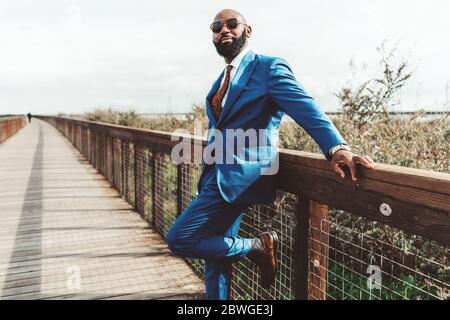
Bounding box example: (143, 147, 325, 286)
(198, 50, 347, 204)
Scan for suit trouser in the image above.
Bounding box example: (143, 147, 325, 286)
(166, 166, 252, 300)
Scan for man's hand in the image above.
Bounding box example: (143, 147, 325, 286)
(330, 149, 376, 181)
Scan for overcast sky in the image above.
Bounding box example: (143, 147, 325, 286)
(1, 0, 449, 115)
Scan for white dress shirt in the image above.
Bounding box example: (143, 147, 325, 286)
(219, 45, 251, 107)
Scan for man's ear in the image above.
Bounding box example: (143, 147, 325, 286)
(246, 25, 252, 38)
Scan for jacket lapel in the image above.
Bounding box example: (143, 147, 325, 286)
(205, 71, 224, 127)
(217, 50, 257, 125)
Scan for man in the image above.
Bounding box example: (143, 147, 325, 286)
(166, 9, 376, 300)
(27, 112, 32, 123)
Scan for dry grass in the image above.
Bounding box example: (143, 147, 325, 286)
(280, 113, 450, 173)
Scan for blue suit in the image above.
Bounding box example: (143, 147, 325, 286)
(198, 50, 346, 204)
(166, 50, 346, 299)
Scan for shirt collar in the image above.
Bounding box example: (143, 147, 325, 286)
(226, 45, 251, 70)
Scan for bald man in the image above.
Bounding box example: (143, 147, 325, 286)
(166, 9, 376, 300)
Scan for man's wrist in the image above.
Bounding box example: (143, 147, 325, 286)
(329, 143, 351, 157)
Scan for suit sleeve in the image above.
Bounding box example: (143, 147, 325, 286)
(267, 58, 347, 160)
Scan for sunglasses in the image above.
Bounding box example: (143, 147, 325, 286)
(210, 18, 246, 33)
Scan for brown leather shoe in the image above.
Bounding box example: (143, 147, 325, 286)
(248, 231, 278, 288)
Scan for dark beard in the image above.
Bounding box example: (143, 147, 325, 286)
(213, 29, 247, 60)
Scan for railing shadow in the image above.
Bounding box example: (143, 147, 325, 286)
(1, 122, 44, 297)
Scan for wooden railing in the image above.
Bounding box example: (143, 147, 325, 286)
(36, 115, 450, 300)
(0, 116, 27, 144)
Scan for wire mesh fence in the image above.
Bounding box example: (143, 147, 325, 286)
(40, 117, 450, 300)
(124, 142, 135, 207)
(313, 209, 450, 300)
(179, 163, 205, 278)
(231, 191, 297, 300)
(153, 152, 178, 237)
(113, 138, 122, 194)
(143, 148, 153, 225)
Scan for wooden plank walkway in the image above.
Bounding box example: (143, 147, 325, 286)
(0, 119, 204, 300)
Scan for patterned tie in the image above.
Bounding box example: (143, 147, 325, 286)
(211, 65, 233, 121)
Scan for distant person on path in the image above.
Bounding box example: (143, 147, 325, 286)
(27, 113, 32, 123)
(166, 9, 377, 300)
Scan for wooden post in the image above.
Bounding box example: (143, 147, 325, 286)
(295, 196, 329, 300)
(308, 201, 329, 300)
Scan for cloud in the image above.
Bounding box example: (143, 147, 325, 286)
(1, 0, 449, 114)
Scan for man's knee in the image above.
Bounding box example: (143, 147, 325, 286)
(166, 227, 194, 256)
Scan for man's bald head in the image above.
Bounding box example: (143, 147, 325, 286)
(213, 9, 247, 25)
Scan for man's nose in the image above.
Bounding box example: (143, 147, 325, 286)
(219, 22, 231, 34)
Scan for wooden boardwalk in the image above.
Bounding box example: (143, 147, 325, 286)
(0, 119, 204, 300)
